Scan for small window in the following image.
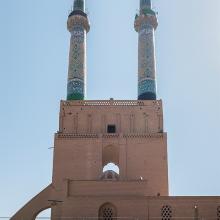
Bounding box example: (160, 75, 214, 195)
(107, 125, 116, 133)
(161, 205, 172, 220)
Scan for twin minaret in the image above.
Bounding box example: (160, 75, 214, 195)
(67, 0, 158, 100)
(135, 0, 158, 100)
(67, 0, 89, 100)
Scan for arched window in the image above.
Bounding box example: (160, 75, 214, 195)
(102, 145, 120, 179)
(217, 206, 220, 220)
(100, 163, 119, 181)
(99, 203, 117, 220)
(103, 163, 119, 174)
(161, 205, 172, 220)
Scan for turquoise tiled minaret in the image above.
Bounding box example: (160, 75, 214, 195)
(67, 0, 90, 100)
(135, 0, 158, 100)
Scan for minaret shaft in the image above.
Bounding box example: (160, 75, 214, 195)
(67, 0, 89, 100)
(135, 0, 158, 100)
(67, 25, 87, 100)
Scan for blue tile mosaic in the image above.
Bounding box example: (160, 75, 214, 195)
(67, 25, 86, 100)
(138, 79, 156, 96)
(138, 21, 156, 99)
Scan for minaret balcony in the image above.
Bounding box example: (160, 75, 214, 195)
(67, 13, 90, 32)
(134, 13, 158, 31)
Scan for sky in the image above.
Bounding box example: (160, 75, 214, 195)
(0, 0, 220, 217)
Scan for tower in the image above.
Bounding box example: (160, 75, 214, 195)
(11, 1, 220, 219)
(49, 0, 169, 217)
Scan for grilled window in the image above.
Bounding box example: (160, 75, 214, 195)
(161, 205, 172, 220)
(99, 203, 117, 220)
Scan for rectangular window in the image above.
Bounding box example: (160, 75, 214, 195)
(107, 125, 116, 133)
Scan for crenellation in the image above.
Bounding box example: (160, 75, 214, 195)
(61, 99, 161, 107)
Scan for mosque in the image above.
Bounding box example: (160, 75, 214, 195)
(11, 0, 220, 219)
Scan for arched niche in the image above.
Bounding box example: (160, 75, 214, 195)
(102, 145, 119, 167)
(99, 202, 117, 220)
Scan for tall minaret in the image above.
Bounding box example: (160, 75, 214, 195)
(135, 0, 158, 100)
(67, 0, 90, 100)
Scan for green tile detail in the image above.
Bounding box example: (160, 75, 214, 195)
(142, 8, 156, 16)
(67, 93, 84, 100)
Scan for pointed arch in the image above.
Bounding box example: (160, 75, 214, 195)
(103, 163, 119, 174)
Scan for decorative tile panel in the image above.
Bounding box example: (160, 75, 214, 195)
(138, 21, 157, 99)
(67, 25, 86, 100)
(67, 78, 84, 99)
(138, 79, 156, 96)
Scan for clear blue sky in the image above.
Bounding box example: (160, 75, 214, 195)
(0, 0, 220, 217)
